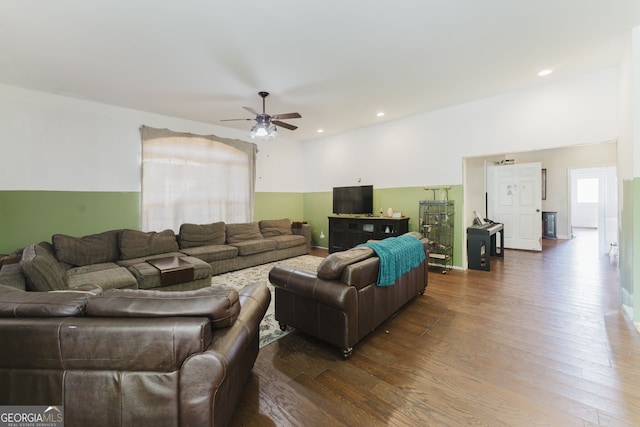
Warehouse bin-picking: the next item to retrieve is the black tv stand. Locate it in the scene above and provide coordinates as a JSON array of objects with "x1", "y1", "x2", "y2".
[{"x1": 328, "y1": 216, "x2": 410, "y2": 253}]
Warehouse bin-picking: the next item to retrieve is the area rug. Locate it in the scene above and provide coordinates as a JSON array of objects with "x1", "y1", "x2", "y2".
[{"x1": 210, "y1": 255, "x2": 324, "y2": 347}]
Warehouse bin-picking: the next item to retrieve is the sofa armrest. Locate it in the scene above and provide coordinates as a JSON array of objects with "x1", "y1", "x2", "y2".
[
  {"x1": 269, "y1": 265, "x2": 356, "y2": 311},
  {"x1": 0, "y1": 254, "x2": 20, "y2": 267},
  {"x1": 179, "y1": 282, "x2": 270, "y2": 426},
  {"x1": 20, "y1": 244, "x2": 69, "y2": 291},
  {"x1": 205, "y1": 282, "x2": 270, "y2": 357},
  {"x1": 292, "y1": 223, "x2": 312, "y2": 252}
]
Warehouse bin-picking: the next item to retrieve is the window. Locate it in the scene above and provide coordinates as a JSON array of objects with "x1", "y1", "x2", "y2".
[
  {"x1": 576, "y1": 178, "x2": 599, "y2": 203},
  {"x1": 140, "y1": 126, "x2": 257, "y2": 231}
]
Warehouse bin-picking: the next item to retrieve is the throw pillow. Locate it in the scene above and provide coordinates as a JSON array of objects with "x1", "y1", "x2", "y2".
[
  {"x1": 178, "y1": 221, "x2": 226, "y2": 248},
  {"x1": 259, "y1": 218, "x2": 293, "y2": 237},
  {"x1": 119, "y1": 229, "x2": 179, "y2": 260},
  {"x1": 52, "y1": 230, "x2": 120, "y2": 266}
]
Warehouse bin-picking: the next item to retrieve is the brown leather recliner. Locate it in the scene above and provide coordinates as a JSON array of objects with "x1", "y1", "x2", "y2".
[
  {"x1": 269, "y1": 236, "x2": 428, "y2": 358},
  {"x1": 0, "y1": 282, "x2": 270, "y2": 427}
]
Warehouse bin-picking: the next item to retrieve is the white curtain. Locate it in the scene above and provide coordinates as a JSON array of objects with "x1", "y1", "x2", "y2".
[{"x1": 140, "y1": 126, "x2": 257, "y2": 232}]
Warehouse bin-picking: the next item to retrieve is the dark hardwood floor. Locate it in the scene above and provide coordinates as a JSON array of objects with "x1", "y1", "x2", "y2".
[{"x1": 231, "y1": 229, "x2": 640, "y2": 426}]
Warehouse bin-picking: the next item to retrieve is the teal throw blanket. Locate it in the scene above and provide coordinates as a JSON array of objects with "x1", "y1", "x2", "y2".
[{"x1": 360, "y1": 235, "x2": 426, "y2": 286}]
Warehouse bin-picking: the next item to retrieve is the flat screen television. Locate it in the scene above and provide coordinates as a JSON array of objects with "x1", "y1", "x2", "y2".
[{"x1": 332, "y1": 185, "x2": 374, "y2": 215}]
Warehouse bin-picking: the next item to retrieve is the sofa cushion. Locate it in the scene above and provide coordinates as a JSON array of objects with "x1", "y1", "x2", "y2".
[
  {"x1": 20, "y1": 244, "x2": 68, "y2": 291},
  {"x1": 317, "y1": 246, "x2": 375, "y2": 280},
  {"x1": 86, "y1": 285, "x2": 241, "y2": 329},
  {"x1": 0, "y1": 284, "x2": 100, "y2": 317},
  {"x1": 179, "y1": 244, "x2": 238, "y2": 263},
  {"x1": 119, "y1": 229, "x2": 179, "y2": 260},
  {"x1": 179, "y1": 221, "x2": 226, "y2": 248},
  {"x1": 52, "y1": 230, "x2": 120, "y2": 266},
  {"x1": 268, "y1": 234, "x2": 307, "y2": 250},
  {"x1": 66, "y1": 262, "x2": 122, "y2": 275},
  {"x1": 226, "y1": 222, "x2": 263, "y2": 243},
  {"x1": 230, "y1": 239, "x2": 277, "y2": 256},
  {"x1": 66, "y1": 264, "x2": 138, "y2": 291},
  {"x1": 259, "y1": 218, "x2": 292, "y2": 238}
]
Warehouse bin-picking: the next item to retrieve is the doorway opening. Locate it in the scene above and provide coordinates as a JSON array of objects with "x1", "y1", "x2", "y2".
[
  {"x1": 568, "y1": 166, "x2": 618, "y2": 257},
  {"x1": 463, "y1": 141, "x2": 618, "y2": 270}
]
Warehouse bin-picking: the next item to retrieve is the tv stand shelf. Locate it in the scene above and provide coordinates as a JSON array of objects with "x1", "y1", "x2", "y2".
[{"x1": 328, "y1": 216, "x2": 409, "y2": 253}]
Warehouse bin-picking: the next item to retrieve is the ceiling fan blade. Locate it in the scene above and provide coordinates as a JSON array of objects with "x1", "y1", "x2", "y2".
[
  {"x1": 273, "y1": 120, "x2": 298, "y2": 131},
  {"x1": 272, "y1": 112, "x2": 301, "y2": 120},
  {"x1": 243, "y1": 106, "x2": 259, "y2": 115},
  {"x1": 221, "y1": 118, "x2": 253, "y2": 122}
]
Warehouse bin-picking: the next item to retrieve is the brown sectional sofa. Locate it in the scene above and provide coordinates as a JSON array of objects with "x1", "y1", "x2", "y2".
[
  {"x1": 269, "y1": 232, "x2": 428, "y2": 358},
  {"x1": 0, "y1": 280, "x2": 271, "y2": 427},
  {"x1": 0, "y1": 218, "x2": 310, "y2": 292}
]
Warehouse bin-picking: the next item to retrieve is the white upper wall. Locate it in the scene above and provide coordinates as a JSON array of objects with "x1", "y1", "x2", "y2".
[
  {"x1": 0, "y1": 67, "x2": 619, "y2": 194},
  {"x1": 615, "y1": 25, "x2": 640, "y2": 181},
  {"x1": 0, "y1": 83, "x2": 305, "y2": 192},
  {"x1": 303, "y1": 68, "x2": 618, "y2": 192}
]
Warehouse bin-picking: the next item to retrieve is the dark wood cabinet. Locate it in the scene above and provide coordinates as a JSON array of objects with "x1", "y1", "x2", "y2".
[
  {"x1": 542, "y1": 211, "x2": 557, "y2": 239},
  {"x1": 328, "y1": 216, "x2": 410, "y2": 253}
]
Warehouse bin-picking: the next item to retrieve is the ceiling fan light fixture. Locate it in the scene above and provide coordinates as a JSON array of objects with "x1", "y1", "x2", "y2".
[
  {"x1": 250, "y1": 122, "x2": 279, "y2": 139},
  {"x1": 255, "y1": 126, "x2": 269, "y2": 137}
]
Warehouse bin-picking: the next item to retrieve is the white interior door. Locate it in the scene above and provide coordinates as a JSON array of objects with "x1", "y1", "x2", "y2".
[{"x1": 488, "y1": 162, "x2": 542, "y2": 251}]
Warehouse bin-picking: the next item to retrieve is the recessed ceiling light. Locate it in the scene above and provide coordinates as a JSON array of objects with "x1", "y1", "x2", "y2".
[
  {"x1": 538, "y1": 69, "x2": 552, "y2": 77},
  {"x1": 376, "y1": 112, "x2": 385, "y2": 117},
  {"x1": 317, "y1": 129, "x2": 324, "y2": 133}
]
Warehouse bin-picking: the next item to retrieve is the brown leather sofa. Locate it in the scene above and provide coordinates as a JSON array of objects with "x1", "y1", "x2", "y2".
[
  {"x1": 269, "y1": 233, "x2": 428, "y2": 358},
  {"x1": 0, "y1": 281, "x2": 270, "y2": 427}
]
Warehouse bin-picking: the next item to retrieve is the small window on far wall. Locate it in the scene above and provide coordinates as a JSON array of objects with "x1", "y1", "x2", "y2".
[{"x1": 576, "y1": 178, "x2": 599, "y2": 203}]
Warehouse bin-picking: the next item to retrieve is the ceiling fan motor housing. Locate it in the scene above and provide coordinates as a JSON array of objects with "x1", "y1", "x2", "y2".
[{"x1": 255, "y1": 115, "x2": 270, "y2": 125}]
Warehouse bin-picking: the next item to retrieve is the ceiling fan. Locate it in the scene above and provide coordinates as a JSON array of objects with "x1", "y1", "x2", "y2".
[{"x1": 221, "y1": 91, "x2": 301, "y2": 139}]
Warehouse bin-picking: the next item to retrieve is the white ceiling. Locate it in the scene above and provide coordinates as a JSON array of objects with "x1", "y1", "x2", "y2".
[{"x1": 1, "y1": 0, "x2": 639, "y2": 142}]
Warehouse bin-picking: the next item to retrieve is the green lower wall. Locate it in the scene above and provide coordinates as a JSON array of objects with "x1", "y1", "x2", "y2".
[
  {"x1": 0, "y1": 191, "x2": 140, "y2": 254},
  {"x1": 253, "y1": 192, "x2": 304, "y2": 222},
  {"x1": 302, "y1": 186, "x2": 464, "y2": 267},
  {"x1": 620, "y1": 178, "x2": 640, "y2": 323},
  {"x1": 0, "y1": 187, "x2": 464, "y2": 267}
]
